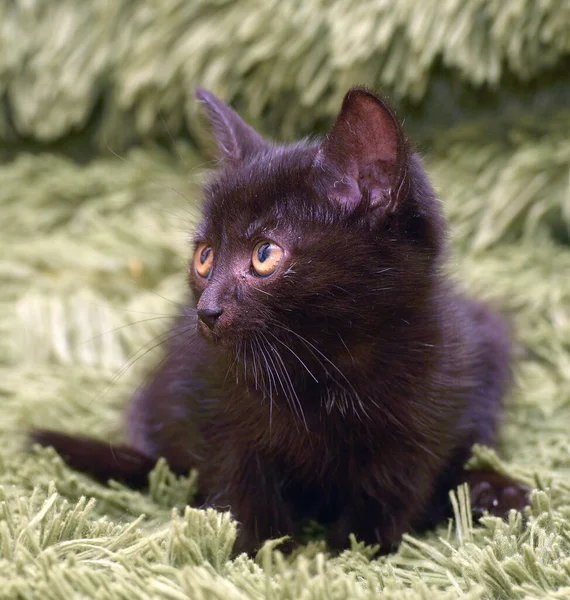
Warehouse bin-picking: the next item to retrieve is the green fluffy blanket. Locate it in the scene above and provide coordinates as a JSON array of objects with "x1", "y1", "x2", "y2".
[{"x1": 1, "y1": 1, "x2": 569, "y2": 598}]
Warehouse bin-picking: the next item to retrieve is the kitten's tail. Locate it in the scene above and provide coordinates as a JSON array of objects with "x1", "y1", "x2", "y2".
[{"x1": 31, "y1": 430, "x2": 157, "y2": 487}]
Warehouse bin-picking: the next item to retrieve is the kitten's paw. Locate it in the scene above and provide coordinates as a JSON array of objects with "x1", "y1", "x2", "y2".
[{"x1": 466, "y1": 470, "x2": 530, "y2": 520}]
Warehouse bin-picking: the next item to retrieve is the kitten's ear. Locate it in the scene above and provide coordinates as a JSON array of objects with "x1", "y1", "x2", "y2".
[
  {"x1": 196, "y1": 88, "x2": 266, "y2": 162},
  {"x1": 316, "y1": 88, "x2": 408, "y2": 211}
]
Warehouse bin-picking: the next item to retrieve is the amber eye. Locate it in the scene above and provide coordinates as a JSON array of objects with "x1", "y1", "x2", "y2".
[
  {"x1": 194, "y1": 243, "x2": 214, "y2": 278},
  {"x1": 251, "y1": 241, "x2": 283, "y2": 277}
]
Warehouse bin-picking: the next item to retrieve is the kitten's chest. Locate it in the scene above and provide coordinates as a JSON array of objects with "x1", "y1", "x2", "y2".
[{"x1": 234, "y1": 383, "x2": 375, "y2": 473}]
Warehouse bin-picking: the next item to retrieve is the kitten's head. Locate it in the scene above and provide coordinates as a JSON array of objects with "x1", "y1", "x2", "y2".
[{"x1": 190, "y1": 88, "x2": 446, "y2": 380}]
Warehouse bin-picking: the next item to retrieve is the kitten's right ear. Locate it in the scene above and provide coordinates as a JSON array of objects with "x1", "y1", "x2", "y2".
[
  {"x1": 315, "y1": 88, "x2": 408, "y2": 213},
  {"x1": 196, "y1": 89, "x2": 266, "y2": 162}
]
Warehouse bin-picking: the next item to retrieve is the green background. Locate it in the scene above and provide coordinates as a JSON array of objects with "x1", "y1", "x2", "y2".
[{"x1": 1, "y1": 1, "x2": 569, "y2": 598}]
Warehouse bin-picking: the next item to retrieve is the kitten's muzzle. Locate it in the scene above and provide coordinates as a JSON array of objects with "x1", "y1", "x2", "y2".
[{"x1": 197, "y1": 307, "x2": 224, "y2": 331}]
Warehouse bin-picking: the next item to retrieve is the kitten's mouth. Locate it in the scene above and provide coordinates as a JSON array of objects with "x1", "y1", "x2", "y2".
[
  {"x1": 198, "y1": 320, "x2": 216, "y2": 341},
  {"x1": 197, "y1": 319, "x2": 231, "y2": 347}
]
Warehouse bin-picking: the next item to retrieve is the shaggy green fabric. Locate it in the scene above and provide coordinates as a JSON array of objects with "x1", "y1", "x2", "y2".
[{"x1": 1, "y1": 1, "x2": 569, "y2": 598}]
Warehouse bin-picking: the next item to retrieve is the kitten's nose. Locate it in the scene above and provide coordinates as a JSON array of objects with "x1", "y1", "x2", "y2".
[{"x1": 198, "y1": 307, "x2": 223, "y2": 330}]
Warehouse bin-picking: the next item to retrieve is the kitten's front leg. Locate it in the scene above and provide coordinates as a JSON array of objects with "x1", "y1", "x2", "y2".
[
  {"x1": 207, "y1": 448, "x2": 296, "y2": 555},
  {"x1": 326, "y1": 491, "x2": 418, "y2": 553}
]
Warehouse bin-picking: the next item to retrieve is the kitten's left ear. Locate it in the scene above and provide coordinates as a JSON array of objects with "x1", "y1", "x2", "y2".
[
  {"x1": 196, "y1": 89, "x2": 266, "y2": 162},
  {"x1": 315, "y1": 88, "x2": 408, "y2": 212}
]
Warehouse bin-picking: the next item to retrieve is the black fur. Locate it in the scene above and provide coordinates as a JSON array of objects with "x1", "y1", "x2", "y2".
[{"x1": 33, "y1": 87, "x2": 529, "y2": 555}]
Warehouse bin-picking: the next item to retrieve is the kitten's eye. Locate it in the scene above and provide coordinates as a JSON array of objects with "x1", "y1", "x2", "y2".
[
  {"x1": 194, "y1": 243, "x2": 214, "y2": 278},
  {"x1": 252, "y1": 241, "x2": 283, "y2": 277}
]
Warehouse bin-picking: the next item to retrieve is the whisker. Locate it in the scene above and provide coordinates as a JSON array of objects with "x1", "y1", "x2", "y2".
[
  {"x1": 82, "y1": 315, "x2": 180, "y2": 345},
  {"x1": 165, "y1": 185, "x2": 201, "y2": 209},
  {"x1": 262, "y1": 332, "x2": 308, "y2": 433},
  {"x1": 145, "y1": 289, "x2": 189, "y2": 310},
  {"x1": 336, "y1": 331, "x2": 353, "y2": 364},
  {"x1": 254, "y1": 334, "x2": 277, "y2": 435},
  {"x1": 90, "y1": 318, "x2": 197, "y2": 408},
  {"x1": 87, "y1": 302, "x2": 191, "y2": 318},
  {"x1": 260, "y1": 332, "x2": 298, "y2": 431},
  {"x1": 266, "y1": 330, "x2": 319, "y2": 383},
  {"x1": 271, "y1": 323, "x2": 332, "y2": 378},
  {"x1": 257, "y1": 334, "x2": 276, "y2": 410},
  {"x1": 250, "y1": 285, "x2": 274, "y2": 297},
  {"x1": 239, "y1": 340, "x2": 247, "y2": 379},
  {"x1": 104, "y1": 140, "x2": 129, "y2": 163},
  {"x1": 271, "y1": 321, "x2": 370, "y2": 421},
  {"x1": 158, "y1": 110, "x2": 186, "y2": 166},
  {"x1": 224, "y1": 337, "x2": 243, "y2": 384},
  {"x1": 126, "y1": 324, "x2": 204, "y2": 429},
  {"x1": 273, "y1": 324, "x2": 343, "y2": 381},
  {"x1": 155, "y1": 206, "x2": 196, "y2": 225},
  {"x1": 249, "y1": 338, "x2": 259, "y2": 391}
]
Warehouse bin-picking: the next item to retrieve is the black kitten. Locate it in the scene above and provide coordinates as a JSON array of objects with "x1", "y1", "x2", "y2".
[{"x1": 33, "y1": 87, "x2": 529, "y2": 555}]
